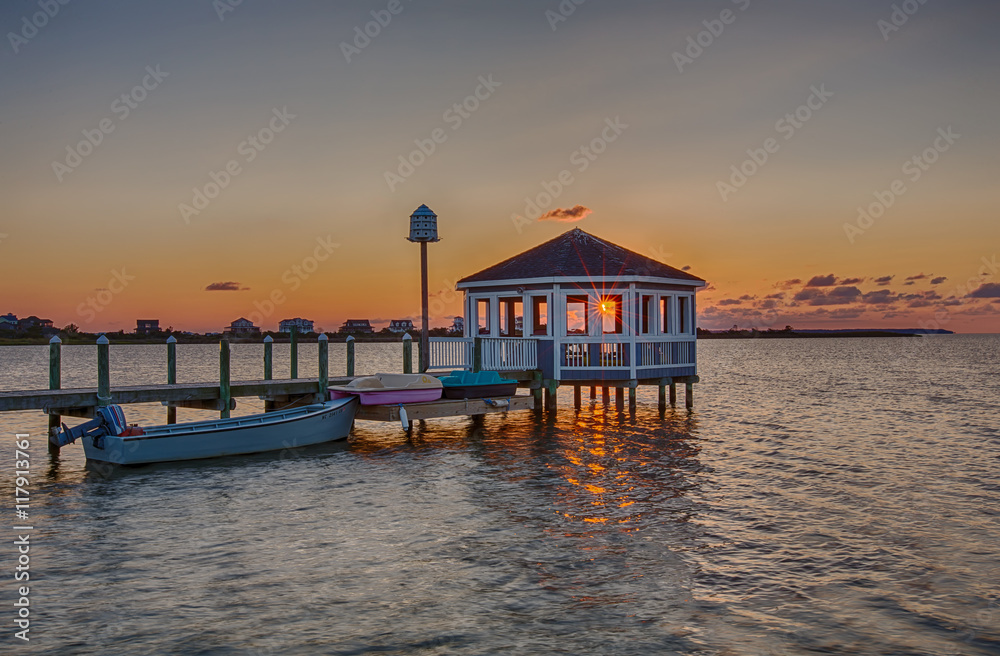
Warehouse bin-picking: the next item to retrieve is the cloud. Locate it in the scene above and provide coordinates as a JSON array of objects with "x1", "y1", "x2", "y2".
[
  {"x1": 205, "y1": 281, "x2": 248, "y2": 291},
  {"x1": 717, "y1": 299, "x2": 743, "y2": 306},
  {"x1": 906, "y1": 273, "x2": 930, "y2": 281},
  {"x1": 794, "y1": 286, "x2": 862, "y2": 306},
  {"x1": 538, "y1": 205, "x2": 592, "y2": 222},
  {"x1": 806, "y1": 274, "x2": 837, "y2": 287},
  {"x1": 838, "y1": 277, "x2": 865, "y2": 285},
  {"x1": 682, "y1": 265, "x2": 691, "y2": 271},
  {"x1": 775, "y1": 278, "x2": 802, "y2": 290},
  {"x1": 860, "y1": 290, "x2": 898, "y2": 305},
  {"x1": 874, "y1": 275, "x2": 894, "y2": 286},
  {"x1": 931, "y1": 276, "x2": 947, "y2": 285},
  {"x1": 968, "y1": 282, "x2": 1000, "y2": 298}
]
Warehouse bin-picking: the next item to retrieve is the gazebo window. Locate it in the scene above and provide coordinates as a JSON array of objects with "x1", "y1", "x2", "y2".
[
  {"x1": 678, "y1": 296, "x2": 691, "y2": 334},
  {"x1": 499, "y1": 297, "x2": 522, "y2": 337},
  {"x1": 661, "y1": 296, "x2": 672, "y2": 334},
  {"x1": 640, "y1": 295, "x2": 654, "y2": 334},
  {"x1": 476, "y1": 298, "x2": 491, "y2": 335},
  {"x1": 599, "y1": 295, "x2": 623, "y2": 334},
  {"x1": 531, "y1": 296, "x2": 548, "y2": 336},
  {"x1": 566, "y1": 295, "x2": 589, "y2": 335}
]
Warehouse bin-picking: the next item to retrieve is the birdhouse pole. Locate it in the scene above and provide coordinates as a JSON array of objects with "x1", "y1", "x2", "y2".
[
  {"x1": 407, "y1": 204, "x2": 439, "y2": 374},
  {"x1": 420, "y1": 240, "x2": 429, "y2": 372}
]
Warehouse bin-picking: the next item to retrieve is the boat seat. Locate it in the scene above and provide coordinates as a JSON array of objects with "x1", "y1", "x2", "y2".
[{"x1": 97, "y1": 405, "x2": 128, "y2": 436}]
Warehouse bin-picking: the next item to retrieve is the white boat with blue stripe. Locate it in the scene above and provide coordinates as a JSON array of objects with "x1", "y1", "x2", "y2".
[{"x1": 51, "y1": 398, "x2": 358, "y2": 465}]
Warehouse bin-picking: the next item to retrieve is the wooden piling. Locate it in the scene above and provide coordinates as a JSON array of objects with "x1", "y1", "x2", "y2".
[
  {"x1": 97, "y1": 335, "x2": 110, "y2": 408},
  {"x1": 346, "y1": 335, "x2": 356, "y2": 376},
  {"x1": 473, "y1": 337, "x2": 483, "y2": 373},
  {"x1": 628, "y1": 384, "x2": 636, "y2": 413},
  {"x1": 544, "y1": 379, "x2": 558, "y2": 412},
  {"x1": 602, "y1": 386, "x2": 610, "y2": 406},
  {"x1": 166, "y1": 336, "x2": 177, "y2": 424},
  {"x1": 220, "y1": 338, "x2": 231, "y2": 419},
  {"x1": 573, "y1": 385, "x2": 581, "y2": 409},
  {"x1": 615, "y1": 386, "x2": 624, "y2": 412},
  {"x1": 685, "y1": 382, "x2": 694, "y2": 409},
  {"x1": 669, "y1": 383, "x2": 677, "y2": 406},
  {"x1": 402, "y1": 333, "x2": 412, "y2": 374},
  {"x1": 263, "y1": 335, "x2": 273, "y2": 380},
  {"x1": 590, "y1": 385, "x2": 596, "y2": 400},
  {"x1": 657, "y1": 378, "x2": 667, "y2": 412},
  {"x1": 48, "y1": 336, "x2": 61, "y2": 454},
  {"x1": 318, "y1": 334, "x2": 329, "y2": 398},
  {"x1": 290, "y1": 326, "x2": 298, "y2": 379},
  {"x1": 532, "y1": 370, "x2": 543, "y2": 412}
]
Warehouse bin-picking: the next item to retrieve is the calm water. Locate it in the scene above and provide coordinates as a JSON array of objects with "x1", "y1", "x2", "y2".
[{"x1": 1, "y1": 336, "x2": 998, "y2": 655}]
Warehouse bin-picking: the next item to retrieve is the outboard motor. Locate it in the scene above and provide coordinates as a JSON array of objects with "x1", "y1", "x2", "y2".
[{"x1": 51, "y1": 405, "x2": 128, "y2": 449}]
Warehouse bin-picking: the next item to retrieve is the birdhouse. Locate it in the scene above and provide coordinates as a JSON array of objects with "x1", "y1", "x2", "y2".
[{"x1": 407, "y1": 204, "x2": 439, "y2": 242}]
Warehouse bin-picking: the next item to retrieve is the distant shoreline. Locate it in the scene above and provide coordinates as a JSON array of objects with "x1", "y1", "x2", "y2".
[
  {"x1": 0, "y1": 329, "x2": 957, "y2": 346},
  {"x1": 0, "y1": 334, "x2": 423, "y2": 346},
  {"x1": 697, "y1": 329, "x2": 945, "y2": 339}
]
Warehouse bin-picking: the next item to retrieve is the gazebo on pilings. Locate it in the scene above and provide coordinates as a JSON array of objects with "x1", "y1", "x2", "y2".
[{"x1": 428, "y1": 227, "x2": 706, "y2": 411}]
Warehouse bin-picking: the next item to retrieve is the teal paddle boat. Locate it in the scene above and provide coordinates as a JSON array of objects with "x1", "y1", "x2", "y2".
[{"x1": 440, "y1": 370, "x2": 518, "y2": 400}]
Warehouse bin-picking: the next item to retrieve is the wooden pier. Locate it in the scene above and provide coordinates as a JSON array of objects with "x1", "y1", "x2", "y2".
[{"x1": 1, "y1": 330, "x2": 701, "y2": 457}]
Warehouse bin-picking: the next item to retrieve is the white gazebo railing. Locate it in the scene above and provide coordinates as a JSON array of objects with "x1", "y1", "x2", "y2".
[
  {"x1": 636, "y1": 337, "x2": 696, "y2": 369},
  {"x1": 481, "y1": 338, "x2": 537, "y2": 371},
  {"x1": 428, "y1": 337, "x2": 538, "y2": 372},
  {"x1": 430, "y1": 335, "x2": 693, "y2": 375},
  {"x1": 559, "y1": 336, "x2": 696, "y2": 376},
  {"x1": 426, "y1": 338, "x2": 474, "y2": 371}
]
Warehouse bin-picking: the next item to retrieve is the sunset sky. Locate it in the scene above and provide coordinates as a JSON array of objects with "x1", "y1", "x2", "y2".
[{"x1": 2, "y1": 0, "x2": 998, "y2": 333}]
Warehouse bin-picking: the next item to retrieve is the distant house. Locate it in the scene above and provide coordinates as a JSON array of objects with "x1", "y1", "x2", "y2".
[
  {"x1": 136, "y1": 319, "x2": 160, "y2": 335},
  {"x1": 18, "y1": 316, "x2": 54, "y2": 331},
  {"x1": 339, "y1": 319, "x2": 374, "y2": 334},
  {"x1": 388, "y1": 319, "x2": 414, "y2": 333},
  {"x1": 225, "y1": 317, "x2": 260, "y2": 336},
  {"x1": 450, "y1": 316, "x2": 465, "y2": 335},
  {"x1": 279, "y1": 317, "x2": 314, "y2": 333},
  {"x1": 0, "y1": 313, "x2": 17, "y2": 331}
]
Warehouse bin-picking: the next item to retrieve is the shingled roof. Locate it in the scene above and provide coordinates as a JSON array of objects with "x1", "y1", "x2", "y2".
[{"x1": 457, "y1": 228, "x2": 704, "y2": 285}]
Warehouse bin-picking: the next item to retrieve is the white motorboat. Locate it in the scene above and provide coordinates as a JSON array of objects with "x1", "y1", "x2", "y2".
[{"x1": 51, "y1": 397, "x2": 358, "y2": 465}]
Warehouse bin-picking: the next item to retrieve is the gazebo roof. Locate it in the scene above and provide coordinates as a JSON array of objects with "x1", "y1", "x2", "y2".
[{"x1": 457, "y1": 228, "x2": 704, "y2": 286}]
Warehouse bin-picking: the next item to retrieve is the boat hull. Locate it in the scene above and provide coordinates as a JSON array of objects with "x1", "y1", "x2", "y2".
[
  {"x1": 442, "y1": 383, "x2": 518, "y2": 399},
  {"x1": 331, "y1": 389, "x2": 442, "y2": 405},
  {"x1": 81, "y1": 398, "x2": 358, "y2": 465}
]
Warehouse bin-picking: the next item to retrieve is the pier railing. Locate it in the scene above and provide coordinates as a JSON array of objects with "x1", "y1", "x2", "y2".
[
  {"x1": 428, "y1": 337, "x2": 538, "y2": 372},
  {"x1": 559, "y1": 335, "x2": 696, "y2": 377},
  {"x1": 427, "y1": 338, "x2": 475, "y2": 371}
]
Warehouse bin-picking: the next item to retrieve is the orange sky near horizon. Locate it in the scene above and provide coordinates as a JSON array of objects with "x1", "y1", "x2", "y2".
[{"x1": 2, "y1": 1, "x2": 998, "y2": 334}]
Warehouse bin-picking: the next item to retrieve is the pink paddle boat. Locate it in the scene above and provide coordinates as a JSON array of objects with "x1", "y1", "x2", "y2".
[{"x1": 330, "y1": 373, "x2": 443, "y2": 406}]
